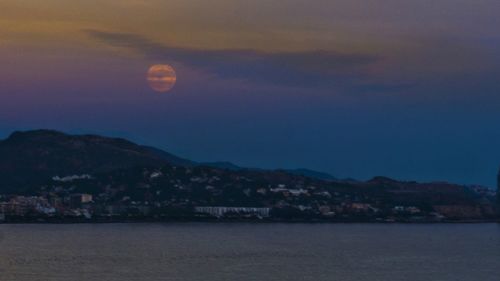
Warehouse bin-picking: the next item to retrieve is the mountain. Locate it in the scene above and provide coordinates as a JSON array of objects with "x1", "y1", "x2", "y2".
[
  {"x1": 141, "y1": 145, "x2": 196, "y2": 167},
  {"x1": 0, "y1": 130, "x2": 169, "y2": 190},
  {"x1": 146, "y1": 143, "x2": 341, "y2": 181},
  {"x1": 0, "y1": 130, "x2": 339, "y2": 191},
  {"x1": 283, "y1": 169, "x2": 338, "y2": 181},
  {"x1": 0, "y1": 130, "x2": 497, "y2": 221},
  {"x1": 200, "y1": 161, "x2": 243, "y2": 171}
]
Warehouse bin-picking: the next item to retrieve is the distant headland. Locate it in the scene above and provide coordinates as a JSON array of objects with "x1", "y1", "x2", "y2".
[{"x1": 0, "y1": 130, "x2": 498, "y2": 223}]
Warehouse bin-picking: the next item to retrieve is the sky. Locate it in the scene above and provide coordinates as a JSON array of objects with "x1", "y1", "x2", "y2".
[{"x1": 1, "y1": 0, "x2": 500, "y2": 187}]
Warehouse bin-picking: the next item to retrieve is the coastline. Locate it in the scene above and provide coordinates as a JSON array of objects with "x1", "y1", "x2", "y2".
[{"x1": 1, "y1": 217, "x2": 498, "y2": 225}]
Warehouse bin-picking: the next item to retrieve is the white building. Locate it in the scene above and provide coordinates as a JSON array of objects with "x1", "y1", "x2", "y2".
[{"x1": 195, "y1": 206, "x2": 270, "y2": 218}]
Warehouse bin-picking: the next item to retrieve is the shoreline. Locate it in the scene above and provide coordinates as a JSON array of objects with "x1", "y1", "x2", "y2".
[{"x1": 1, "y1": 218, "x2": 498, "y2": 225}]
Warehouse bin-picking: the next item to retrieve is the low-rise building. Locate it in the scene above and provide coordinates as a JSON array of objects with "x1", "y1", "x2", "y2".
[{"x1": 195, "y1": 206, "x2": 270, "y2": 218}]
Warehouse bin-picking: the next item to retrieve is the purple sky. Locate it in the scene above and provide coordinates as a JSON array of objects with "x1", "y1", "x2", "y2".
[{"x1": 1, "y1": 1, "x2": 500, "y2": 187}]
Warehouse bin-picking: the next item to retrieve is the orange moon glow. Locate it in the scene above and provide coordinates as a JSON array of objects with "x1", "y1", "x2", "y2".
[{"x1": 147, "y1": 64, "x2": 177, "y2": 92}]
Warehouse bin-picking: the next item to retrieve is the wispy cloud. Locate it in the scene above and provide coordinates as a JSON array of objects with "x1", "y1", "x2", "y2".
[{"x1": 84, "y1": 29, "x2": 382, "y2": 89}]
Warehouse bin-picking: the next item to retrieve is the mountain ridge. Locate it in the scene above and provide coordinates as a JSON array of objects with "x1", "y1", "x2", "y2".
[
  {"x1": 0, "y1": 129, "x2": 491, "y2": 191},
  {"x1": 0, "y1": 129, "x2": 497, "y2": 222},
  {"x1": 0, "y1": 129, "x2": 341, "y2": 191}
]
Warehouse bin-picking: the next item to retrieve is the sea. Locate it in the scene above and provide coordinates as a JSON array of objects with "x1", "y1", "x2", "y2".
[{"x1": 0, "y1": 223, "x2": 499, "y2": 281}]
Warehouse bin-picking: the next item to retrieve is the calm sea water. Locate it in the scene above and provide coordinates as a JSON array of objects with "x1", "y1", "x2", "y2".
[{"x1": 0, "y1": 223, "x2": 499, "y2": 281}]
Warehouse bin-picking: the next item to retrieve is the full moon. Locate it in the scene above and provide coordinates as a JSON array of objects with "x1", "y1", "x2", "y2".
[{"x1": 147, "y1": 64, "x2": 177, "y2": 92}]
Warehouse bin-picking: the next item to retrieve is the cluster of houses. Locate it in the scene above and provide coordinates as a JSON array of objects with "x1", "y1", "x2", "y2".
[{"x1": 0, "y1": 168, "x2": 497, "y2": 222}]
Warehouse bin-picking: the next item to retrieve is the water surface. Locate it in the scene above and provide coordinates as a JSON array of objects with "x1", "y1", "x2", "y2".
[{"x1": 0, "y1": 223, "x2": 499, "y2": 281}]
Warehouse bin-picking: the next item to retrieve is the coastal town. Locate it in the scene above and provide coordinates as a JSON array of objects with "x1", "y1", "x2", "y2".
[
  {"x1": 0, "y1": 130, "x2": 498, "y2": 223},
  {"x1": 1, "y1": 165, "x2": 498, "y2": 223}
]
